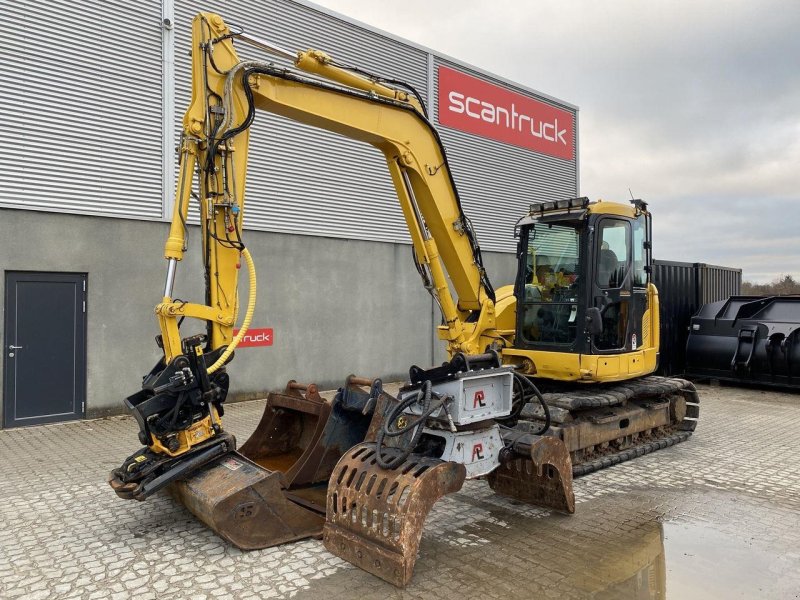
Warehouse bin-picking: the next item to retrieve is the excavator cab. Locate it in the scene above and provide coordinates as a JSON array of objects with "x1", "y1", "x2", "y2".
[
  {"x1": 508, "y1": 197, "x2": 698, "y2": 484},
  {"x1": 514, "y1": 197, "x2": 654, "y2": 366}
]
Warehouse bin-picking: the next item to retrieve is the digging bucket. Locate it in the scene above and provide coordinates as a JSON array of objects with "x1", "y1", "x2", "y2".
[{"x1": 170, "y1": 377, "x2": 385, "y2": 549}]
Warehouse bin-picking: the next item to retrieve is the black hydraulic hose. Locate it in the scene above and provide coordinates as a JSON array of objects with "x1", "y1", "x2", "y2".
[
  {"x1": 375, "y1": 381, "x2": 443, "y2": 469},
  {"x1": 513, "y1": 372, "x2": 551, "y2": 435}
]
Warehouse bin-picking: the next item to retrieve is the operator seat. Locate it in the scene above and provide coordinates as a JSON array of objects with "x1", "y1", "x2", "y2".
[{"x1": 598, "y1": 248, "x2": 619, "y2": 288}]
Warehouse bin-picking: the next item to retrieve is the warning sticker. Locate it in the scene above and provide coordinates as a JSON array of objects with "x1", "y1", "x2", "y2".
[
  {"x1": 221, "y1": 458, "x2": 243, "y2": 471},
  {"x1": 632, "y1": 334, "x2": 638, "y2": 350}
]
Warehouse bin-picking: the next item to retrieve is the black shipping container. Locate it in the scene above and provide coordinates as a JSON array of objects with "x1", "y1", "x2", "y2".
[{"x1": 652, "y1": 261, "x2": 742, "y2": 375}]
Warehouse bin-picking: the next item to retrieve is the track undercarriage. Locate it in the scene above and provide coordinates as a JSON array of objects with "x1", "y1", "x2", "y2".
[{"x1": 519, "y1": 376, "x2": 700, "y2": 477}]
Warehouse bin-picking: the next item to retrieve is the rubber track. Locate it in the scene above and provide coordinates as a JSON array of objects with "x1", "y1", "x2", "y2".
[
  {"x1": 542, "y1": 375, "x2": 700, "y2": 411},
  {"x1": 569, "y1": 376, "x2": 700, "y2": 478},
  {"x1": 572, "y1": 430, "x2": 692, "y2": 477}
]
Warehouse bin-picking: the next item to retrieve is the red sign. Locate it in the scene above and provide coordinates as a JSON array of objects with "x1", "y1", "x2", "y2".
[
  {"x1": 473, "y1": 390, "x2": 486, "y2": 408},
  {"x1": 233, "y1": 328, "x2": 274, "y2": 348},
  {"x1": 437, "y1": 66, "x2": 574, "y2": 160}
]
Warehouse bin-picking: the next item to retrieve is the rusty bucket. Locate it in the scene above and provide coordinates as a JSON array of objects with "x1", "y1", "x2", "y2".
[{"x1": 170, "y1": 377, "x2": 385, "y2": 549}]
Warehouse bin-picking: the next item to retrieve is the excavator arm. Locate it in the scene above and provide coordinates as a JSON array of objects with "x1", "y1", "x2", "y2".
[
  {"x1": 110, "y1": 10, "x2": 509, "y2": 503},
  {"x1": 160, "y1": 13, "x2": 503, "y2": 365}
]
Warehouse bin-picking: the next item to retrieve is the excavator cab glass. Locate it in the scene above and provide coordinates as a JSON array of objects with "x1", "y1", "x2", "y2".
[
  {"x1": 514, "y1": 202, "x2": 653, "y2": 356},
  {"x1": 517, "y1": 222, "x2": 582, "y2": 346},
  {"x1": 591, "y1": 213, "x2": 651, "y2": 353}
]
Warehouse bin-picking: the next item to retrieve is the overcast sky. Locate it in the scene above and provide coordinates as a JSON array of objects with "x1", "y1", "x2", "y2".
[{"x1": 311, "y1": 0, "x2": 799, "y2": 283}]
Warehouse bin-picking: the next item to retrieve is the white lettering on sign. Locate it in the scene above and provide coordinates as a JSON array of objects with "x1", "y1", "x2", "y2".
[
  {"x1": 438, "y1": 66, "x2": 574, "y2": 160},
  {"x1": 232, "y1": 327, "x2": 274, "y2": 348},
  {"x1": 447, "y1": 92, "x2": 567, "y2": 145}
]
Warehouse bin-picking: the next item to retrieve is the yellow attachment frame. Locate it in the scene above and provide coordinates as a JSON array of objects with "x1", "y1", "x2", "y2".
[{"x1": 147, "y1": 407, "x2": 221, "y2": 458}]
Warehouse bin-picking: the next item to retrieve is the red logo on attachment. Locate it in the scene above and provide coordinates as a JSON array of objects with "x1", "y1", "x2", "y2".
[
  {"x1": 232, "y1": 328, "x2": 274, "y2": 348},
  {"x1": 472, "y1": 443, "x2": 485, "y2": 461},
  {"x1": 473, "y1": 390, "x2": 486, "y2": 408},
  {"x1": 437, "y1": 66, "x2": 575, "y2": 160}
]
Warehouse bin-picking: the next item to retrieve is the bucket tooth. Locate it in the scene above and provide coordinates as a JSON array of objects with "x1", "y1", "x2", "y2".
[
  {"x1": 487, "y1": 433, "x2": 575, "y2": 514},
  {"x1": 323, "y1": 443, "x2": 467, "y2": 587}
]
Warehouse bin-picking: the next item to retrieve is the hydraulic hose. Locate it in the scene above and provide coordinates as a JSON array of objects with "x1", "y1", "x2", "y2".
[
  {"x1": 207, "y1": 247, "x2": 256, "y2": 374},
  {"x1": 513, "y1": 372, "x2": 551, "y2": 435},
  {"x1": 376, "y1": 381, "x2": 445, "y2": 470}
]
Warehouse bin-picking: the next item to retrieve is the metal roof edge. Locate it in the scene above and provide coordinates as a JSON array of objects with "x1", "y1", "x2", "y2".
[{"x1": 285, "y1": 0, "x2": 580, "y2": 112}]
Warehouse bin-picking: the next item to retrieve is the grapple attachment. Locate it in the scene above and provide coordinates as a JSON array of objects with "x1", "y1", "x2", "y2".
[
  {"x1": 170, "y1": 377, "x2": 384, "y2": 549},
  {"x1": 321, "y1": 356, "x2": 578, "y2": 587},
  {"x1": 323, "y1": 443, "x2": 466, "y2": 587}
]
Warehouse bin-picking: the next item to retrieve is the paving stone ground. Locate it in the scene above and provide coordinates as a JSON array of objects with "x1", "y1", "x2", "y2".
[{"x1": 1, "y1": 383, "x2": 799, "y2": 599}]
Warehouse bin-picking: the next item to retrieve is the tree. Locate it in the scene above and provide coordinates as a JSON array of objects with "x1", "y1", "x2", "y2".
[{"x1": 741, "y1": 274, "x2": 800, "y2": 296}]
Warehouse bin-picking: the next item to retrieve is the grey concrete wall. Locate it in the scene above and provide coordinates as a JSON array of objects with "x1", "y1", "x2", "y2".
[{"x1": 0, "y1": 209, "x2": 518, "y2": 422}]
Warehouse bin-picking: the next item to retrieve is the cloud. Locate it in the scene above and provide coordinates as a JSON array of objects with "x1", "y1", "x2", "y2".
[{"x1": 311, "y1": 0, "x2": 800, "y2": 283}]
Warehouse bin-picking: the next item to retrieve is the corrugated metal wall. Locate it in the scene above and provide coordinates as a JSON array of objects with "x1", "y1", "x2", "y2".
[
  {"x1": 6, "y1": 0, "x2": 577, "y2": 253},
  {"x1": 696, "y1": 263, "x2": 743, "y2": 305},
  {"x1": 174, "y1": 0, "x2": 427, "y2": 243},
  {"x1": 4, "y1": 1, "x2": 164, "y2": 219},
  {"x1": 653, "y1": 260, "x2": 742, "y2": 375}
]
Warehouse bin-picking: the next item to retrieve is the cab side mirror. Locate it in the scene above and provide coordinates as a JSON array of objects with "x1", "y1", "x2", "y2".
[{"x1": 586, "y1": 307, "x2": 603, "y2": 336}]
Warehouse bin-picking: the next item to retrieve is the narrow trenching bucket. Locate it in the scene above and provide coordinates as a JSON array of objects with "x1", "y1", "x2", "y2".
[{"x1": 169, "y1": 377, "x2": 386, "y2": 549}]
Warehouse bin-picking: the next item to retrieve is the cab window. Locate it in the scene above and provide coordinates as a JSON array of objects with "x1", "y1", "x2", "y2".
[
  {"x1": 518, "y1": 223, "x2": 580, "y2": 345},
  {"x1": 632, "y1": 215, "x2": 647, "y2": 287},
  {"x1": 596, "y1": 220, "x2": 629, "y2": 288}
]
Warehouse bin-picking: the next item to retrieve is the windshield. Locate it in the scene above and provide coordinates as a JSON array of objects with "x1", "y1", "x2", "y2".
[
  {"x1": 519, "y1": 223, "x2": 581, "y2": 345},
  {"x1": 525, "y1": 223, "x2": 580, "y2": 289}
]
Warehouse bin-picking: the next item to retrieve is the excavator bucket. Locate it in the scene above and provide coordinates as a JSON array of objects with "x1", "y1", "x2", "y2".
[
  {"x1": 169, "y1": 451, "x2": 325, "y2": 549},
  {"x1": 321, "y1": 434, "x2": 574, "y2": 587},
  {"x1": 323, "y1": 443, "x2": 467, "y2": 587},
  {"x1": 170, "y1": 377, "x2": 385, "y2": 549},
  {"x1": 321, "y1": 375, "x2": 576, "y2": 587},
  {"x1": 487, "y1": 431, "x2": 575, "y2": 514}
]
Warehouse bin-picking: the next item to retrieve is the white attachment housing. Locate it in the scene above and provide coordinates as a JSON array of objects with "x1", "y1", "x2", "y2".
[
  {"x1": 421, "y1": 425, "x2": 503, "y2": 478},
  {"x1": 401, "y1": 367, "x2": 514, "y2": 426}
]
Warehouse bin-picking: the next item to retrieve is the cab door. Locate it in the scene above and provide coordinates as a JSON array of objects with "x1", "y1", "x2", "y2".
[{"x1": 592, "y1": 218, "x2": 634, "y2": 352}]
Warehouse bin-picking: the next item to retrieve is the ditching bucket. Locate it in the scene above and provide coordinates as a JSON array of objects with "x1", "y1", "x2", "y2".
[{"x1": 170, "y1": 377, "x2": 385, "y2": 549}]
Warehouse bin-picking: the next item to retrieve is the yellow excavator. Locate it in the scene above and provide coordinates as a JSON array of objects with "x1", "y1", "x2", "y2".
[{"x1": 110, "y1": 13, "x2": 699, "y2": 587}]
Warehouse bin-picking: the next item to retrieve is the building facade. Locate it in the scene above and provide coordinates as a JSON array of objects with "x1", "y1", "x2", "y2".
[{"x1": 2, "y1": 0, "x2": 578, "y2": 427}]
